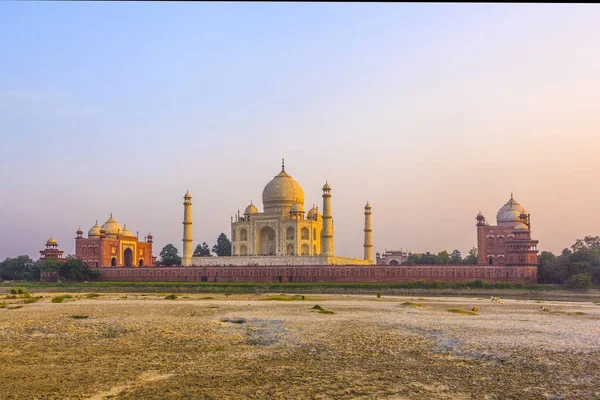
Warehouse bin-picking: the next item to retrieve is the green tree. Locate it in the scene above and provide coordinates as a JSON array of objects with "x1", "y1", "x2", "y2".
[
  {"x1": 0, "y1": 256, "x2": 37, "y2": 281},
  {"x1": 435, "y1": 251, "x2": 450, "y2": 265},
  {"x1": 58, "y1": 259, "x2": 100, "y2": 281},
  {"x1": 571, "y1": 236, "x2": 600, "y2": 252},
  {"x1": 450, "y1": 250, "x2": 462, "y2": 264},
  {"x1": 212, "y1": 233, "x2": 232, "y2": 256},
  {"x1": 537, "y1": 251, "x2": 557, "y2": 284},
  {"x1": 160, "y1": 244, "x2": 181, "y2": 266},
  {"x1": 462, "y1": 248, "x2": 478, "y2": 265},
  {"x1": 193, "y1": 242, "x2": 212, "y2": 257},
  {"x1": 566, "y1": 273, "x2": 594, "y2": 290}
]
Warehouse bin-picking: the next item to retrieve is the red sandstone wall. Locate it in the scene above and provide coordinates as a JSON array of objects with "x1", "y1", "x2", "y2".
[{"x1": 95, "y1": 265, "x2": 537, "y2": 285}]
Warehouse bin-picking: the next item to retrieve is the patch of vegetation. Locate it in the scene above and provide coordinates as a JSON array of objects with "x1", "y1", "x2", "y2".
[
  {"x1": 260, "y1": 294, "x2": 305, "y2": 301},
  {"x1": 448, "y1": 308, "x2": 478, "y2": 315},
  {"x1": 165, "y1": 294, "x2": 177, "y2": 300},
  {"x1": 23, "y1": 296, "x2": 42, "y2": 304},
  {"x1": 198, "y1": 296, "x2": 214, "y2": 300},
  {"x1": 70, "y1": 315, "x2": 91, "y2": 319},
  {"x1": 10, "y1": 289, "x2": 18, "y2": 294},
  {"x1": 399, "y1": 302, "x2": 425, "y2": 307},
  {"x1": 7, "y1": 305, "x2": 23, "y2": 310},
  {"x1": 219, "y1": 316, "x2": 246, "y2": 324},
  {"x1": 5, "y1": 295, "x2": 17, "y2": 299},
  {"x1": 85, "y1": 293, "x2": 101, "y2": 298},
  {"x1": 377, "y1": 291, "x2": 382, "y2": 298},
  {"x1": 51, "y1": 295, "x2": 73, "y2": 303},
  {"x1": 311, "y1": 305, "x2": 334, "y2": 314}
]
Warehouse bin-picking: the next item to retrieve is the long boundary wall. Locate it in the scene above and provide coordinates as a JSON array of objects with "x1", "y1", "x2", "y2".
[{"x1": 94, "y1": 264, "x2": 537, "y2": 284}]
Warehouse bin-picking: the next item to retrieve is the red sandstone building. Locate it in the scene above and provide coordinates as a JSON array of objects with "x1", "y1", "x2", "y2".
[
  {"x1": 39, "y1": 237, "x2": 65, "y2": 261},
  {"x1": 74, "y1": 215, "x2": 154, "y2": 268}
]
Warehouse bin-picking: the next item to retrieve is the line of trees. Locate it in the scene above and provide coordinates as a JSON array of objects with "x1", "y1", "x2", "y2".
[
  {"x1": 0, "y1": 256, "x2": 99, "y2": 282},
  {"x1": 159, "y1": 233, "x2": 232, "y2": 266},
  {"x1": 538, "y1": 236, "x2": 600, "y2": 289},
  {"x1": 402, "y1": 248, "x2": 478, "y2": 265}
]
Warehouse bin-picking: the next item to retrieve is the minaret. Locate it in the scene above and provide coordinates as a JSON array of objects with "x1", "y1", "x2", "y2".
[
  {"x1": 182, "y1": 191, "x2": 193, "y2": 266},
  {"x1": 321, "y1": 181, "x2": 334, "y2": 256},
  {"x1": 363, "y1": 201, "x2": 373, "y2": 263},
  {"x1": 476, "y1": 210, "x2": 486, "y2": 265}
]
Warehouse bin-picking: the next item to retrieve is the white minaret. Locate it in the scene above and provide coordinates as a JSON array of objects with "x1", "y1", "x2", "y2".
[
  {"x1": 321, "y1": 181, "x2": 334, "y2": 256},
  {"x1": 363, "y1": 201, "x2": 373, "y2": 263},
  {"x1": 182, "y1": 191, "x2": 193, "y2": 266}
]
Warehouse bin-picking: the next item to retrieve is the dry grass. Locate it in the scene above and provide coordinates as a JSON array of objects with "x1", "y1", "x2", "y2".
[
  {"x1": 0, "y1": 292, "x2": 599, "y2": 399},
  {"x1": 447, "y1": 308, "x2": 478, "y2": 315}
]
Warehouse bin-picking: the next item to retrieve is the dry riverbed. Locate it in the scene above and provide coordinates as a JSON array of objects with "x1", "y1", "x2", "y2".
[{"x1": 1, "y1": 292, "x2": 599, "y2": 399}]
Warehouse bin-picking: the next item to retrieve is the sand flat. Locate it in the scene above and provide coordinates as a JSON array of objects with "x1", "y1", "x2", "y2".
[{"x1": 1, "y1": 293, "x2": 599, "y2": 399}]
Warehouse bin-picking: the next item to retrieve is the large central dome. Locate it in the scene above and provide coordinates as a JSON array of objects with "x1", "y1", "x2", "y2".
[
  {"x1": 496, "y1": 194, "x2": 527, "y2": 226},
  {"x1": 262, "y1": 168, "x2": 305, "y2": 215}
]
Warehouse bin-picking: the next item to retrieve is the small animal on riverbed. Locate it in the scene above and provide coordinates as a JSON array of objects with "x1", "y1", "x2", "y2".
[
  {"x1": 540, "y1": 306, "x2": 550, "y2": 312},
  {"x1": 472, "y1": 307, "x2": 479, "y2": 312},
  {"x1": 491, "y1": 296, "x2": 502, "y2": 303}
]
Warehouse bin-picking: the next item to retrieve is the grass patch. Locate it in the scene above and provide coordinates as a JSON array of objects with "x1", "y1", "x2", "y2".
[
  {"x1": 399, "y1": 302, "x2": 425, "y2": 308},
  {"x1": 198, "y1": 296, "x2": 214, "y2": 300},
  {"x1": 7, "y1": 305, "x2": 23, "y2": 310},
  {"x1": 85, "y1": 293, "x2": 101, "y2": 298},
  {"x1": 311, "y1": 304, "x2": 334, "y2": 314},
  {"x1": 219, "y1": 316, "x2": 246, "y2": 324},
  {"x1": 165, "y1": 294, "x2": 177, "y2": 300},
  {"x1": 260, "y1": 294, "x2": 305, "y2": 301},
  {"x1": 70, "y1": 315, "x2": 91, "y2": 319},
  {"x1": 23, "y1": 296, "x2": 42, "y2": 304},
  {"x1": 593, "y1": 302, "x2": 600, "y2": 305},
  {"x1": 448, "y1": 308, "x2": 478, "y2": 316},
  {"x1": 51, "y1": 295, "x2": 73, "y2": 303}
]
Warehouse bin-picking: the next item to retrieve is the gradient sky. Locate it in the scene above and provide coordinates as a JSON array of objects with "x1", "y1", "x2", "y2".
[{"x1": 1, "y1": 3, "x2": 599, "y2": 261}]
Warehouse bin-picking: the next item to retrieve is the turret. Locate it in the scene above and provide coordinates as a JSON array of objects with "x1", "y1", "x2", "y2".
[
  {"x1": 476, "y1": 210, "x2": 487, "y2": 265},
  {"x1": 363, "y1": 201, "x2": 373, "y2": 263},
  {"x1": 321, "y1": 181, "x2": 334, "y2": 256},
  {"x1": 182, "y1": 191, "x2": 193, "y2": 266}
]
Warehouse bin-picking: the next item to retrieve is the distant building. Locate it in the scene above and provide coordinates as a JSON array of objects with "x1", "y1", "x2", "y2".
[
  {"x1": 376, "y1": 249, "x2": 412, "y2": 265},
  {"x1": 74, "y1": 215, "x2": 154, "y2": 268},
  {"x1": 476, "y1": 194, "x2": 539, "y2": 267},
  {"x1": 39, "y1": 237, "x2": 65, "y2": 261}
]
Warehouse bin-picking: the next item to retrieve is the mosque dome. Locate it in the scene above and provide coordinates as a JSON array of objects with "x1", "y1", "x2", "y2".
[
  {"x1": 88, "y1": 222, "x2": 101, "y2": 238},
  {"x1": 46, "y1": 237, "x2": 58, "y2": 246},
  {"x1": 514, "y1": 222, "x2": 529, "y2": 231},
  {"x1": 262, "y1": 166, "x2": 304, "y2": 214},
  {"x1": 121, "y1": 224, "x2": 133, "y2": 237},
  {"x1": 496, "y1": 194, "x2": 527, "y2": 226},
  {"x1": 101, "y1": 215, "x2": 123, "y2": 236},
  {"x1": 244, "y1": 202, "x2": 258, "y2": 215},
  {"x1": 307, "y1": 205, "x2": 318, "y2": 219}
]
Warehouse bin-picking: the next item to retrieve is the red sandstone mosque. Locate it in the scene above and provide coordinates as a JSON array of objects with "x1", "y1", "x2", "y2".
[{"x1": 73, "y1": 215, "x2": 155, "y2": 268}]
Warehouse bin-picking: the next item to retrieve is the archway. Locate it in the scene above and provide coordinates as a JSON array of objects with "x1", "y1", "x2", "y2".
[
  {"x1": 301, "y1": 244, "x2": 309, "y2": 255},
  {"x1": 111, "y1": 257, "x2": 117, "y2": 267},
  {"x1": 124, "y1": 248, "x2": 133, "y2": 267},
  {"x1": 488, "y1": 257, "x2": 494, "y2": 265},
  {"x1": 301, "y1": 227, "x2": 309, "y2": 240},
  {"x1": 286, "y1": 227, "x2": 294, "y2": 240},
  {"x1": 389, "y1": 259, "x2": 400, "y2": 266},
  {"x1": 287, "y1": 243, "x2": 294, "y2": 255},
  {"x1": 240, "y1": 229, "x2": 248, "y2": 241},
  {"x1": 258, "y1": 226, "x2": 276, "y2": 255},
  {"x1": 240, "y1": 245, "x2": 248, "y2": 255},
  {"x1": 139, "y1": 259, "x2": 144, "y2": 267}
]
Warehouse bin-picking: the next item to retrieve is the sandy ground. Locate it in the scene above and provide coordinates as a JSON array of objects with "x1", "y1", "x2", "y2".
[{"x1": 0, "y1": 292, "x2": 599, "y2": 400}]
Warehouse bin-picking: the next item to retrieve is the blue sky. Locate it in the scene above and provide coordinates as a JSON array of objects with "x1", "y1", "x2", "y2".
[{"x1": 1, "y1": 3, "x2": 599, "y2": 260}]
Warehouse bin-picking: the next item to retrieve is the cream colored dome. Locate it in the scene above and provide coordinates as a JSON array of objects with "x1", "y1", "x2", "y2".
[
  {"x1": 262, "y1": 168, "x2": 304, "y2": 214},
  {"x1": 101, "y1": 215, "x2": 123, "y2": 236},
  {"x1": 244, "y1": 202, "x2": 258, "y2": 215},
  {"x1": 121, "y1": 224, "x2": 133, "y2": 237},
  {"x1": 307, "y1": 205, "x2": 318, "y2": 219},
  {"x1": 496, "y1": 194, "x2": 527, "y2": 226},
  {"x1": 88, "y1": 221, "x2": 101, "y2": 237},
  {"x1": 514, "y1": 222, "x2": 529, "y2": 231}
]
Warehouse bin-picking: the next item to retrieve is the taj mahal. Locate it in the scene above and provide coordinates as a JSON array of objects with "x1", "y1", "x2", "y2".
[{"x1": 182, "y1": 160, "x2": 374, "y2": 267}]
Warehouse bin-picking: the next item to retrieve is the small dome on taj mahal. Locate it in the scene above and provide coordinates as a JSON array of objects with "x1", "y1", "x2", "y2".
[
  {"x1": 307, "y1": 205, "x2": 319, "y2": 219},
  {"x1": 244, "y1": 201, "x2": 258, "y2": 215},
  {"x1": 514, "y1": 222, "x2": 529, "y2": 231},
  {"x1": 121, "y1": 224, "x2": 133, "y2": 237},
  {"x1": 290, "y1": 202, "x2": 304, "y2": 213}
]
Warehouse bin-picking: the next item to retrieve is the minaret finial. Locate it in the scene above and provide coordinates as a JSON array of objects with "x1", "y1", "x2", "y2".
[
  {"x1": 511, "y1": 192, "x2": 514, "y2": 199},
  {"x1": 110, "y1": 212, "x2": 112, "y2": 218},
  {"x1": 282, "y1": 158, "x2": 285, "y2": 171}
]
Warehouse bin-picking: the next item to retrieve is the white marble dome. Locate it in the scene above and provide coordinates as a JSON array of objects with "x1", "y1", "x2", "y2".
[
  {"x1": 496, "y1": 195, "x2": 527, "y2": 226},
  {"x1": 244, "y1": 202, "x2": 258, "y2": 215},
  {"x1": 514, "y1": 222, "x2": 529, "y2": 231},
  {"x1": 262, "y1": 168, "x2": 304, "y2": 214},
  {"x1": 101, "y1": 215, "x2": 123, "y2": 236},
  {"x1": 88, "y1": 221, "x2": 101, "y2": 238}
]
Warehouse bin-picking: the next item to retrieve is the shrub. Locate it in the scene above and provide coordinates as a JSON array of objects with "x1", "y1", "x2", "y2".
[
  {"x1": 165, "y1": 294, "x2": 177, "y2": 300},
  {"x1": 51, "y1": 296, "x2": 65, "y2": 303},
  {"x1": 17, "y1": 288, "x2": 24, "y2": 294},
  {"x1": 311, "y1": 304, "x2": 334, "y2": 314},
  {"x1": 566, "y1": 273, "x2": 594, "y2": 290},
  {"x1": 377, "y1": 291, "x2": 382, "y2": 298},
  {"x1": 23, "y1": 297, "x2": 41, "y2": 304},
  {"x1": 10, "y1": 289, "x2": 17, "y2": 295}
]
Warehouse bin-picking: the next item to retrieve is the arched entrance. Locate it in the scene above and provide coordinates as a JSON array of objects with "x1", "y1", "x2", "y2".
[
  {"x1": 111, "y1": 257, "x2": 116, "y2": 267},
  {"x1": 258, "y1": 226, "x2": 276, "y2": 255},
  {"x1": 138, "y1": 259, "x2": 144, "y2": 267},
  {"x1": 124, "y1": 248, "x2": 133, "y2": 267},
  {"x1": 389, "y1": 259, "x2": 400, "y2": 266}
]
